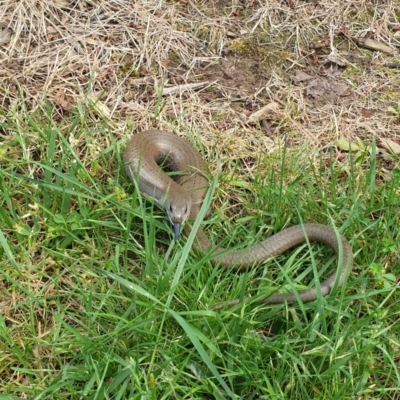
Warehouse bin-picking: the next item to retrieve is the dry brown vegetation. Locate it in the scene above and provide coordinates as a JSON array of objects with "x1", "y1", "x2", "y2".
[{"x1": 0, "y1": 0, "x2": 399, "y2": 158}]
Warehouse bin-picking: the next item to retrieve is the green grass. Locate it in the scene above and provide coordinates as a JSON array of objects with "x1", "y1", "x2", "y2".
[{"x1": 0, "y1": 104, "x2": 399, "y2": 400}]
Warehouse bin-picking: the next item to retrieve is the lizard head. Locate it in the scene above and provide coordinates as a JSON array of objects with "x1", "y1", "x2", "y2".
[{"x1": 166, "y1": 195, "x2": 192, "y2": 240}]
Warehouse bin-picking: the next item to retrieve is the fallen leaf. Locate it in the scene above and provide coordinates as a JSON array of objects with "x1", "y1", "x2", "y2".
[
  {"x1": 357, "y1": 38, "x2": 394, "y2": 54},
  {"x1": 380, "y1": 138, "x2": 400, "y2": 155},
  {"x1": 292, "y1": 70, "x2": 314, "y2": 83},
  {"x1": 336, "y1": 139, "x2": 361, "y2": 151},
  {"x1": 0, "y1": 27, "x2": 11, "y2": 45},
  {"x1": 305, "y1": 78, "x2": 327, "y2": 98},
  {"x1": 360, "y1": 108, "x2": 377, "y2": 117},
  {"x1": 248, "y1": 102, "x2": 281, "y2": 123},
  {"x1": 331, "y1": 81, "x2": 350, "y2": 97},
  {"x1": 87, "y1": 93, "x2": 111, "y2": 117},
  {"x1": 54, "y1": 88, "x2": 73, "y2": 111}
]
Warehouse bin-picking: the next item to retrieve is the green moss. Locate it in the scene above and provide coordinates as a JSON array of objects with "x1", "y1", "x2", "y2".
[
  {"x1": 341, "y1": 65, "x2": 362, "y2": 85},
  {"x1": 118, "y1": 62, "x2": 140, "y2": 77},
  {"x1": 229, "y1": 37, "x2": 252, "y2": 54},
  {"x1": 175, "y1": 22, "x2": 191, "y2": 32}
]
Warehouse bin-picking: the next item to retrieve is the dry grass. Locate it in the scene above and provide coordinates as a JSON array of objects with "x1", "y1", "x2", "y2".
[{"x1": 0, "y1": 0, "x2": 399, "y2": 154}]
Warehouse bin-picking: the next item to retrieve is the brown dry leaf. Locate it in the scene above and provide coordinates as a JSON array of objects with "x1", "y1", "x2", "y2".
[
  {"x1": 360, "y1": 108, "x2": 377, "y2": 118},
  {"x1": 304, "y1": 76, "x2": 350, "y2": 98},
  {"x1": 330, "y1": 81, "x2": 350, "y2": 97},
  {"x1": 293, "y1": 64, "x2": 350, "y2": 98},
  {"x1": 380, "y1": 138, "x2": 400, "y2": 155},
  {"x1": 357, "y1": 38, "x2": 394, "y2": 54},
  {"x1": 0, "y1": 27, "x2": 11, "y2": 45},
  {"x1": 292, "y1": 70, "x2": 314, "y2": 83},
  {"x1": 248, "y1": 102, "x2": 281, "y2": 123},
  {"x1": 305, "y1": 79, "x2": 326, "y2": 98},
  {"x1": 54, "y1": 88, "x2": 73, "y2": 111}
]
